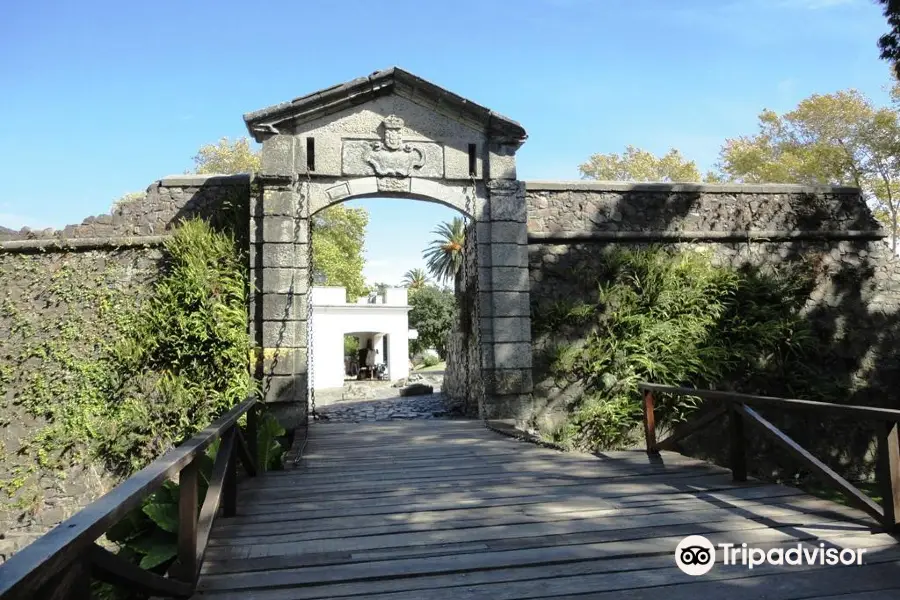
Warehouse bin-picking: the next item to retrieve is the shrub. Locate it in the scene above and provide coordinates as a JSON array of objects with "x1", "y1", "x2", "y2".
[
  {"x1": 421, "y1": 354, "x2": 441, "y2": 368},
  {"x1": 534, "y1": 246, "x2": 819, "y2": 451}
]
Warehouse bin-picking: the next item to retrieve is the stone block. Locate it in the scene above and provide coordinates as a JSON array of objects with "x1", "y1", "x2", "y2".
[
  {"x1": 262, "y1": 268, "x2": 309, "y2": 294},
  {"x1": 487, "y1": 143, "x2": 518, "y2": 180},
  {"x1": 256, "y1": 292, "x2": 307, "y2": 321},
  {"x1": 492, "y1": 291, "x2": 530, "y2": 317},
  {"x1": 258, "y1": 347, "x2": 308, "y2": 377},
  {"x1": 491, "y1": 244, "x2": 528, "y2": 267},
  {"x1": 263, "y1": 216, "x2": 303, "y2": 243},
  {"x1": 480, "y1": 343, "x2": 496, "y2": 370},
  {"x1": 262, "y1": 320, "x2": 307, "y2": 348},
  {"x1": 488, "y1": 369, "x2": 534, "y2": 395},
  {"x1": 263, "y1": 190, "x2": 298, "y2": 216},
  {"x1": 492, "y1": 317, "x2": 532, "y2": 342},
  {"x1": 476, "y1": 243, "x2": 493, "y2": 269},
  {"x1": 478, "y1": 291, "x2": 494, "y2": 318},
  {"x1": 261, "y1": 243, "x2": 309, "y2": 268},
  {"x1": 261, "y1": 135, "x2": 295, "y2": 175},
  {"x1": 493, "y1": 342, "x2": 533, "y2": 369},
  {"x1": 489, "y1": 267, "x2": 530, "y2": 292},
  {"x1": 490, "y1": 191, "x2": 527, "y2": 222},
  {"x1": 490, "y1": 222, "x2": 528, "y2": 245},
  {"x1": 483, "y1": 393, "x2": 534, "y2": 422}
]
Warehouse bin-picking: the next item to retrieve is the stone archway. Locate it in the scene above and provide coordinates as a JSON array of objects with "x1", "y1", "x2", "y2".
[{"x1": 245, "y1": 67, "x2": 533, "y2": 428}]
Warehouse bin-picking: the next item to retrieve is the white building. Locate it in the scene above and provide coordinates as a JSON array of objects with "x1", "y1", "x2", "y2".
[{"x1": 307, "y1": 286, "x2": 414, "y2": 390}]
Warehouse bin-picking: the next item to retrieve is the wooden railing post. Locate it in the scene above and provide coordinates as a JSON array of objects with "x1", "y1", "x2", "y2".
[
  {"x1": 176, "y1": 461, "x2": 199, "y2": 583},
  {"x1": 642, "y1": 390, "x2": 659, "y2": 455},
  {"x1": 223, "y1": 427, "x2": 237, "y2": 518},
  {"x1": 729, "y1": 403, "x2": 747, "y2": 482},
  {"x1": 877, "y1": 420, "x2": 900, "y2": 531},
  {"x1": 247, "y1": 402, "x2": 258, "y2": 469}
]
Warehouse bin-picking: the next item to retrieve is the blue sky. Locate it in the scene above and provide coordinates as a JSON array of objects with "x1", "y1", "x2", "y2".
[{"x1": 0, "y1": 0, "x2": 895, "y2": 285}]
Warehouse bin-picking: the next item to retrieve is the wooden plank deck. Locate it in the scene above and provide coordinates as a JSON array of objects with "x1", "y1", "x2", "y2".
[{"x1": 192, "y1": 419, "x2": 900, "y2": 599}]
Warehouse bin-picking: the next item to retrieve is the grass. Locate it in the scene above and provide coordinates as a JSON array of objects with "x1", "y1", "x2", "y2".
[{"x1": 415, "y1": 361, "x2": 446, "y2": 372}]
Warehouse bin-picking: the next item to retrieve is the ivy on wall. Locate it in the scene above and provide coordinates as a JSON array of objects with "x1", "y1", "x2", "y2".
[{"x1": 0, "y1": 218, "x2": 264, "y2": 511}]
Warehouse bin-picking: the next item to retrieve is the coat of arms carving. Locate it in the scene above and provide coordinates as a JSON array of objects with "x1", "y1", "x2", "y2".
[
  {"x1": 340, "y1": 115, "x2": 444, "y2": 178},
  {"x1": 366, "y1": 115, "x2": 426, "y2": 177}
]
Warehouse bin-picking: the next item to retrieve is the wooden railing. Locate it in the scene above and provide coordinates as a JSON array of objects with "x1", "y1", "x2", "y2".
[
  {"x1": 0, "y1": 397, "x2": 259, "y2": 600},
  {"x1": 639, "y1": 383, "x2": 900, "y2": 531}
]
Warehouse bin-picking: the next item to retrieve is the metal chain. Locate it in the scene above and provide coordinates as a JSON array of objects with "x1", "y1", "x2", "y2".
[
  {"x1": 464, "y1": 176, "x2": 489, "y2": 427},
  {"x1": 303, "y1": 172, "x2": 317, "y2": 424}
]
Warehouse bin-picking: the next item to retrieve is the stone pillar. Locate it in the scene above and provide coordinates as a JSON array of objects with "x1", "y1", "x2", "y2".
[
  {"x1": 479, "y1": 179, "x2": 533, "y2": 422},
  {"x1": 249, "y1": 135, "x2": 310, "y2": 429}
]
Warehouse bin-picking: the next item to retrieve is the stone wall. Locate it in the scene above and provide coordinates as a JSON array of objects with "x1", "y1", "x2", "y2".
[
  {"x1": 0, "y1": 174, "x2": 251, "y2": 243},
  {"x1": 0, "y1": 174, "x2": 251, "y2": 563},
  {"x1": 0, "y1": 248, "x2": 161, "y2": 561},
  {"x1": 525, "y1": 180, "x2": 900, "y2": 478}
]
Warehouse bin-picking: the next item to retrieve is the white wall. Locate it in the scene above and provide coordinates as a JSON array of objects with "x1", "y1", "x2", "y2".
[{"x1": 307, "y1": 286, "x2": 412, "y2": 390}]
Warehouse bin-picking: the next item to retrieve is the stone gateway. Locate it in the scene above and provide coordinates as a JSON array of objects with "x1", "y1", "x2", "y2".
[
  {"x1": 243, "y1": 67, "x2": 533, "y2": 427},
  {"x1": 4, "y1": 67, "x2": 900, "y2": 556}
]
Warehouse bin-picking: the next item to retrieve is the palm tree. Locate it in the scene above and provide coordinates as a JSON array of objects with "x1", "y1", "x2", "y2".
[
  {"x1": 424, "y1": 217, "x2": 466, "y2": 284},
  {"x1": 402, "y1": 268, "x2": 429, "y2": 291}
]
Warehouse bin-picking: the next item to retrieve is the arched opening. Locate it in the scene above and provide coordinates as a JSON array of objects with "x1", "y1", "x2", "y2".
[{"x1": 305, "y1": 192, "x2": 478, "y2": 421}]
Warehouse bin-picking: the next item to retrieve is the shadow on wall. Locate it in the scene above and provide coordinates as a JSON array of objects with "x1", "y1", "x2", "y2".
[
  {"x1": 444, "y1": 218, "x2": 482, "y2": 418},
  {"x1": 528, "y1": 183, "x2": 900, "y2": 483}
]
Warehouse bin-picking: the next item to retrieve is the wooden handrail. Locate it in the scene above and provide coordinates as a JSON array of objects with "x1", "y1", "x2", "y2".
[
  {"x1": 639, "y1": 382, "x2": 900, "y2": 421},
  {"x1": 0, "y1": 396, "x2": 259, "y2": 600},
  {"x1": 638, "y1": 383, "x2": 900, "y2": 532}
]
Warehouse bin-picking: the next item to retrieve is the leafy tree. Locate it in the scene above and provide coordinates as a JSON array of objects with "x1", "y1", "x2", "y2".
[
  {"x1": 408, "y1": 285, "x2": 455, "y2": 358},
  {"x1": 191, "y1": 137, "x2": 370, "y2": 297},
  {"x1": 579, "y1": 145, "x2": 719, "y2": 183},
  {"x1": 192, "y1": 137, "x2": 260, "y2": 174},
  {"x1": 878, "y1": 0, "x2": 900, "y2": 78},
  {"x1": 311, "y1": 205, "x2": 368, "y2": 299},
  {"x1": 402, "y1": 268, "x2": 429, "y2": 291},
  {"x1": 716, "y1": 90, "x2": 900, "y2": 251},
  {"x1": 424, "y1": 217, "x2": 466, "y2": 283},
  {"x1": 344, "y1": 335, "x2": 359, "y2": 357}
]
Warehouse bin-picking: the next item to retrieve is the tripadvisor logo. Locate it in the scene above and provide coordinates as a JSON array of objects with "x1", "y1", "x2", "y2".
[
  {"x1": 675, "y1": 535, "x2": 867, "y2": 576},
  {"x1": 675, "y1": 535, "x2": 717, "y2": 576}
]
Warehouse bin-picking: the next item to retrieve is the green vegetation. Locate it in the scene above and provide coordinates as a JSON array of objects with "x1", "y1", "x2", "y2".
[
  {"x1": 424, "y1": 217, "x2": 466, "y2": 284},
  {"x1": 311, "y1": 204, "x2": 369, "y2": 300},
  {"x1": 408, "y1": 285, "x2": 455, "y2": 359},
  {"x1": 344, "y1": 335, "x2": 359, "y2": 358},
  {"x1": 3, "y1": 220, "x2": 253, "y2": 478},
  {"x1": 534, "y1": 246, "x2": 824, "y2": 451},
  {"x1": 579, "y1": 145, "x2": 720, "y2": 183},
  {"x1": 878, "y1": 0, "x2": 900, "y2": 78},
  {"x1": 0, "y1": 216, "x2": 289, "y2": 598},
  {"x1": 402, "y1": 268, "x2": 429, "y2": 291},
  {"x1": 583, "y1": 78, "x2": 900, "y2": 251},
  {"x1": 188, "y1": 136, "x2": 370, "y2": 299},
  {"x1": 417, "y1": 356, "x2": 443, "y2": 370}
]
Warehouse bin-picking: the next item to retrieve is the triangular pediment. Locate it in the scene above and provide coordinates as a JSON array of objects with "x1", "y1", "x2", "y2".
[{"x1": 243, "y1": 67, "x2": 527, "y2": 144}]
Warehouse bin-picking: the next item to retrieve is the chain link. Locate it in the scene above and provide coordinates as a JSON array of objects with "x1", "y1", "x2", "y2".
[
  {"x1": 463, "y1": 176, "x2": 489, "y2": 427},
  {"x1": 303, "y1": 172, "x2": 317, "y2": 424}
]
